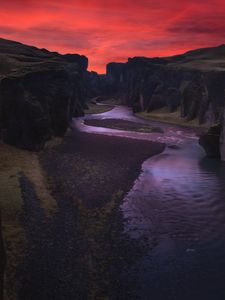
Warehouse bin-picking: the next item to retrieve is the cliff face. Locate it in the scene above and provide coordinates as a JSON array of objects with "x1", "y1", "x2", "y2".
[
  {"x1": 106, "y1": 45, "x2": 225, "y2": 125},
  {"x1": 105, "y1": 46, "x2": 225, "y2": 159},
  {"x1": 220, "y1": 109, "x2": 225, "y2": 161},
  {"x1": 0, "y1": 213, "x2": 5, "y2": 300},
  {"x1": 84, "y1": 71, "x2": 112, "y2": 100},
  {"x1": 0, "y1": 38, "x2": 88, "y2": 150}
]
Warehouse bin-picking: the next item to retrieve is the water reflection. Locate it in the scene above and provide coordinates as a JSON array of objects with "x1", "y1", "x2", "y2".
[
  {"x1": 73, "y1": 106, "x2": 198, "y2": 146},
  {"x1": 122, "y1": 138, "x2": 225, "y2": 300},
  {"x1": 74, "y1": 106, "x2": 225, "y2": 299}
]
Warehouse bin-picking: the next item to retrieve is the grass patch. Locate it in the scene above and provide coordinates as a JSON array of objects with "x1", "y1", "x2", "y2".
[
  {"x1": 85, "y1": 102, "x2": 114, "y2": 115},
  {"x1": 41, "y1": 131, "x2": 165, "y2": 298},
  {"x1": 84, "y1": 119, "x2": 164, "y2": 133},
  {"x1": 101, "y1": 98, "x2": 121, "y2": 105},
  {"x1": 136, "y1": 107, "x2": 208, "y2": 129},
  {"x1": 44, "y1": 136, "x2": 64, "y2": 149},
  {"x1": 75, "y1": 189, "x2": 124, "y2": 299},
  {"x1": 0, "y1": 143, "x2": 57, "y2": 299}
]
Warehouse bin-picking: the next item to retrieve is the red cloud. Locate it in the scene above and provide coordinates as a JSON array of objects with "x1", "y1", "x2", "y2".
[{"x1": 0, "y1": 0, "x2": 224, "y2": 73}]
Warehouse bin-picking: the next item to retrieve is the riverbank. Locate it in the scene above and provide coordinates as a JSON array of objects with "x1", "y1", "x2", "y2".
[
  {"x1": 1, "y1": 128, "x2": 165, "y2": 299},
  {"x1": 84, "y1": 102, "x2": 114, "y2": 114},
  {"x1": 84, "y1": 119, "x2": 164, "y2": 133},
  {"x1": 25, "y1": 131, "x2": 164, "y2": 299},
  {"x1": 136, "y1": 107, "x2": 209, "y2": 129},
  {"x1": 0, "y1": 143, "x2": 57, "y2": 299},
  {"x1": 42, "y1": 131, "x2": 165, "y2": 207}
]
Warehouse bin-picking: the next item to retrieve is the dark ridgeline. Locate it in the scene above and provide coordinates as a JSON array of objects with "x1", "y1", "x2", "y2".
[
  {"x1": 0, "y1": 38, "x2": 88, "y2": 150},
  {"x1": 0, "y1": 212, "x2": 5, "y2": 300}
]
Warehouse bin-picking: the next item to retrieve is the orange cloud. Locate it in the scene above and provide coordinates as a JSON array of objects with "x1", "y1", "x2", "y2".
[{"x1": 0, "y1": 0, "x2": 225, "y2": 73}]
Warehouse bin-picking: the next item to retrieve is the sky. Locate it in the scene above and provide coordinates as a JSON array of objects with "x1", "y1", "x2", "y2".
[{"x1": 0, "y1": 0, "x2": 225, "y2": 73}]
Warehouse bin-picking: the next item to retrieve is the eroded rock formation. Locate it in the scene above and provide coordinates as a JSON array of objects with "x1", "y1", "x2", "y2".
[
  {"x1": 199, "y1": 125, "x2": 221, "y2": 158},
  {"x1": 220, "y1": 109, "x2": 225, "y2": 161},
  {"x1": 103, "y1": 46, "x2": 225, "y2": 159},
  {"x1": 105, "y1": 45, "x2": 225, "y2": 126},
  {"x1": 0, "y1": 212, "x2": 5, "y2": 300},
  {"x1": 0, "y1": 38, "x2": 88, "y2": 150}
]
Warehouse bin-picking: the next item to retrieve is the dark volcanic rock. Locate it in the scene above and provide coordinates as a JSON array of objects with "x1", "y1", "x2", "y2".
[
  {"x1": 105, "y1": 45, "x2": 225, "y2": 125},
  {"x1": 0, "y1": 212, "x2": 5, "y2": 300},
  {"x1": 199, "y1": 124, "x2": 221, "y2": 158},
  {"x1": 182, "y1": 75, "x2": 209, "y2": 123},
  {"x1": 0, "y1": 38, "x2": 88, "y2": 150},
  {"x1": 84, "y1": 63, "x2": 126, "y2": 101},
  {"x1": 84, "y1": 71, "x2": 112, "y2": 100}
]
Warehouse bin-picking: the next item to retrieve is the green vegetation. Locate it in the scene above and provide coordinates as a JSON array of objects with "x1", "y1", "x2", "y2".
[
  {"x1": 136, "y1": 107, "x2": 208, "y2": 128},
  {"x1": 42, "y1": 133, "x2": 164, "y2": 298},
  {"x1": 0, "y1": 143, "x2": 57, "y2": 299},
  {"x1": 84, "y1": 119, "x2": 164, "y2": 133},
  {"x1": 85, "y1": 102, "x2": 114, "y2": 114},
  {"x1": 101, "y1": 98, "x2": 121, "y2": 105},
  {"x1": 75, "y1": 189, "x2": 124, "y2": 299}
]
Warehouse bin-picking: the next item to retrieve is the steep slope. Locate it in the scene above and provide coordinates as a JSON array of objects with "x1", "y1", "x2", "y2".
[
  {"x1": 106, "y1": 45, "x2": 225, "y2": 125},
  {"x1": 0, "y1": 38, "x2": 88, "y2": 150},
  {"x1": 105, "y1": 46, "x2": 225, "y2": 159}
]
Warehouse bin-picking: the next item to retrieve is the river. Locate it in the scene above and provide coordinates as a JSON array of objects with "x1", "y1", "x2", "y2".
[{"x1": 74, "y1": 106, "x2": 225, "y2": 300}]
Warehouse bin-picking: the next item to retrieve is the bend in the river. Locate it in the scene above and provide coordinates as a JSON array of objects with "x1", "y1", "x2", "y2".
[{"x1": 73, "y1": 105, "x2": 225, "y2": 300}]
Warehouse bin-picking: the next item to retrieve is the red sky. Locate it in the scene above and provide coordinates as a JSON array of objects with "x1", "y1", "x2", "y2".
[{"x1": 0, "y1": 0, "x2": 225, "y2": 73}]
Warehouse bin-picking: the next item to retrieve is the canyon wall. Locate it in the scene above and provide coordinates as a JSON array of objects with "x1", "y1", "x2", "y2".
[
  {"x1": 0, "y1": 38, "x2": 88, "y2": 150},
  {"x1": 1, "y1": 38, "x2": 225, "y2": 157},
  {"x1": 105, "y1": 46, "x2": 225, "y2": 159},
  {"x1": 106, "y1": 46, "x2": 225, "y2": 125},
  {"x1": 0, "y1": 212, "x2": 5, "y2": 300},
  {"x1": 220, "y1": 109, "x2": 225, "y2": 160},
  {"x1": 84, "y1": 71, "x2": 112, "y2": 100}
]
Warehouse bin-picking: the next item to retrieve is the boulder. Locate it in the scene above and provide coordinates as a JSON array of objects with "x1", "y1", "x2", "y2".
[{"x1": 199, "y1": 124, "x2": 221, "y2": 158}]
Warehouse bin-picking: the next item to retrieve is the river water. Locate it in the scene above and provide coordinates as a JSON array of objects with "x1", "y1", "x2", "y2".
[{"x1": 74, "y1": 106, "x2": 225, "y2": 300}]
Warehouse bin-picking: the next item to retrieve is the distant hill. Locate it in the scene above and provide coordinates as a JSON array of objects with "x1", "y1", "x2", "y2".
[
  {"x1": 0, "y1": 38, "x2": 88, "y2": 77},
  {"x1": 166, "y1": 44, "x2": 225, "y2": 71}
]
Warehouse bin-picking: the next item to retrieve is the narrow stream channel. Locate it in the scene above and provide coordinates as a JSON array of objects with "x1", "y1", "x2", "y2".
[{"x1": 74, "y1": 106, "x2": 225, "y2": 300}]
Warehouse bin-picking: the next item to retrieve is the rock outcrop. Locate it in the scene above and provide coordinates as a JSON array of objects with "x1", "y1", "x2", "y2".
[
  {"x1": 199, "y1": 124, "x2": 221, "y2": 158},
  {"x1": 0, "y1": 212, "x2": 5, "y2": 300},
  {"x1": 0, "y1": 38, "x2": 88, "y2": 150},
  {"x1": 220, "y1": 109, "x2": 225, "y2": 161},
  {"x1": 103, "y1": 46, "x2": 225, "y2": 159},
  {"x1": 105, "y1": 45, "x2": 225, "y2": 125},
  {"x1": 84, "y1": 71, "x2": 112, "y2": 101}
]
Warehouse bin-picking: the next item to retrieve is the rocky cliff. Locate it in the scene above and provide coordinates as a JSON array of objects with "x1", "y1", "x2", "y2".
[
  {"x1": 105, "y1": 46, "x2": 225, "y2": 159},
  {"x1": 84, "y1": 71, "x2": 111, "y2": 101},
  {"x1": 220, "y1": 109, "x2": 225, "y2": 160},
  {"x1": 0, "y1": 212, "x2": 5, "y2": 300},
  {"x1": 0, "y1": 38, "x2": 88, "y2": 150},
  {"x1": 106, "y1": 45, "x2": 225, "y2": 124}
]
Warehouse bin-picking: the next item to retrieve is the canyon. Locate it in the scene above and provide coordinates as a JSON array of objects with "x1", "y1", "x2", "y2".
[
  {"x1": 104, "y1": 46, "x2": 225, "y2": 158},
  {"x1": 1, "y1": 38, "x2": 225, "y2": 299},
  {"x1": 0, "y1": 38, "x2": 225, "y2": 157}
]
